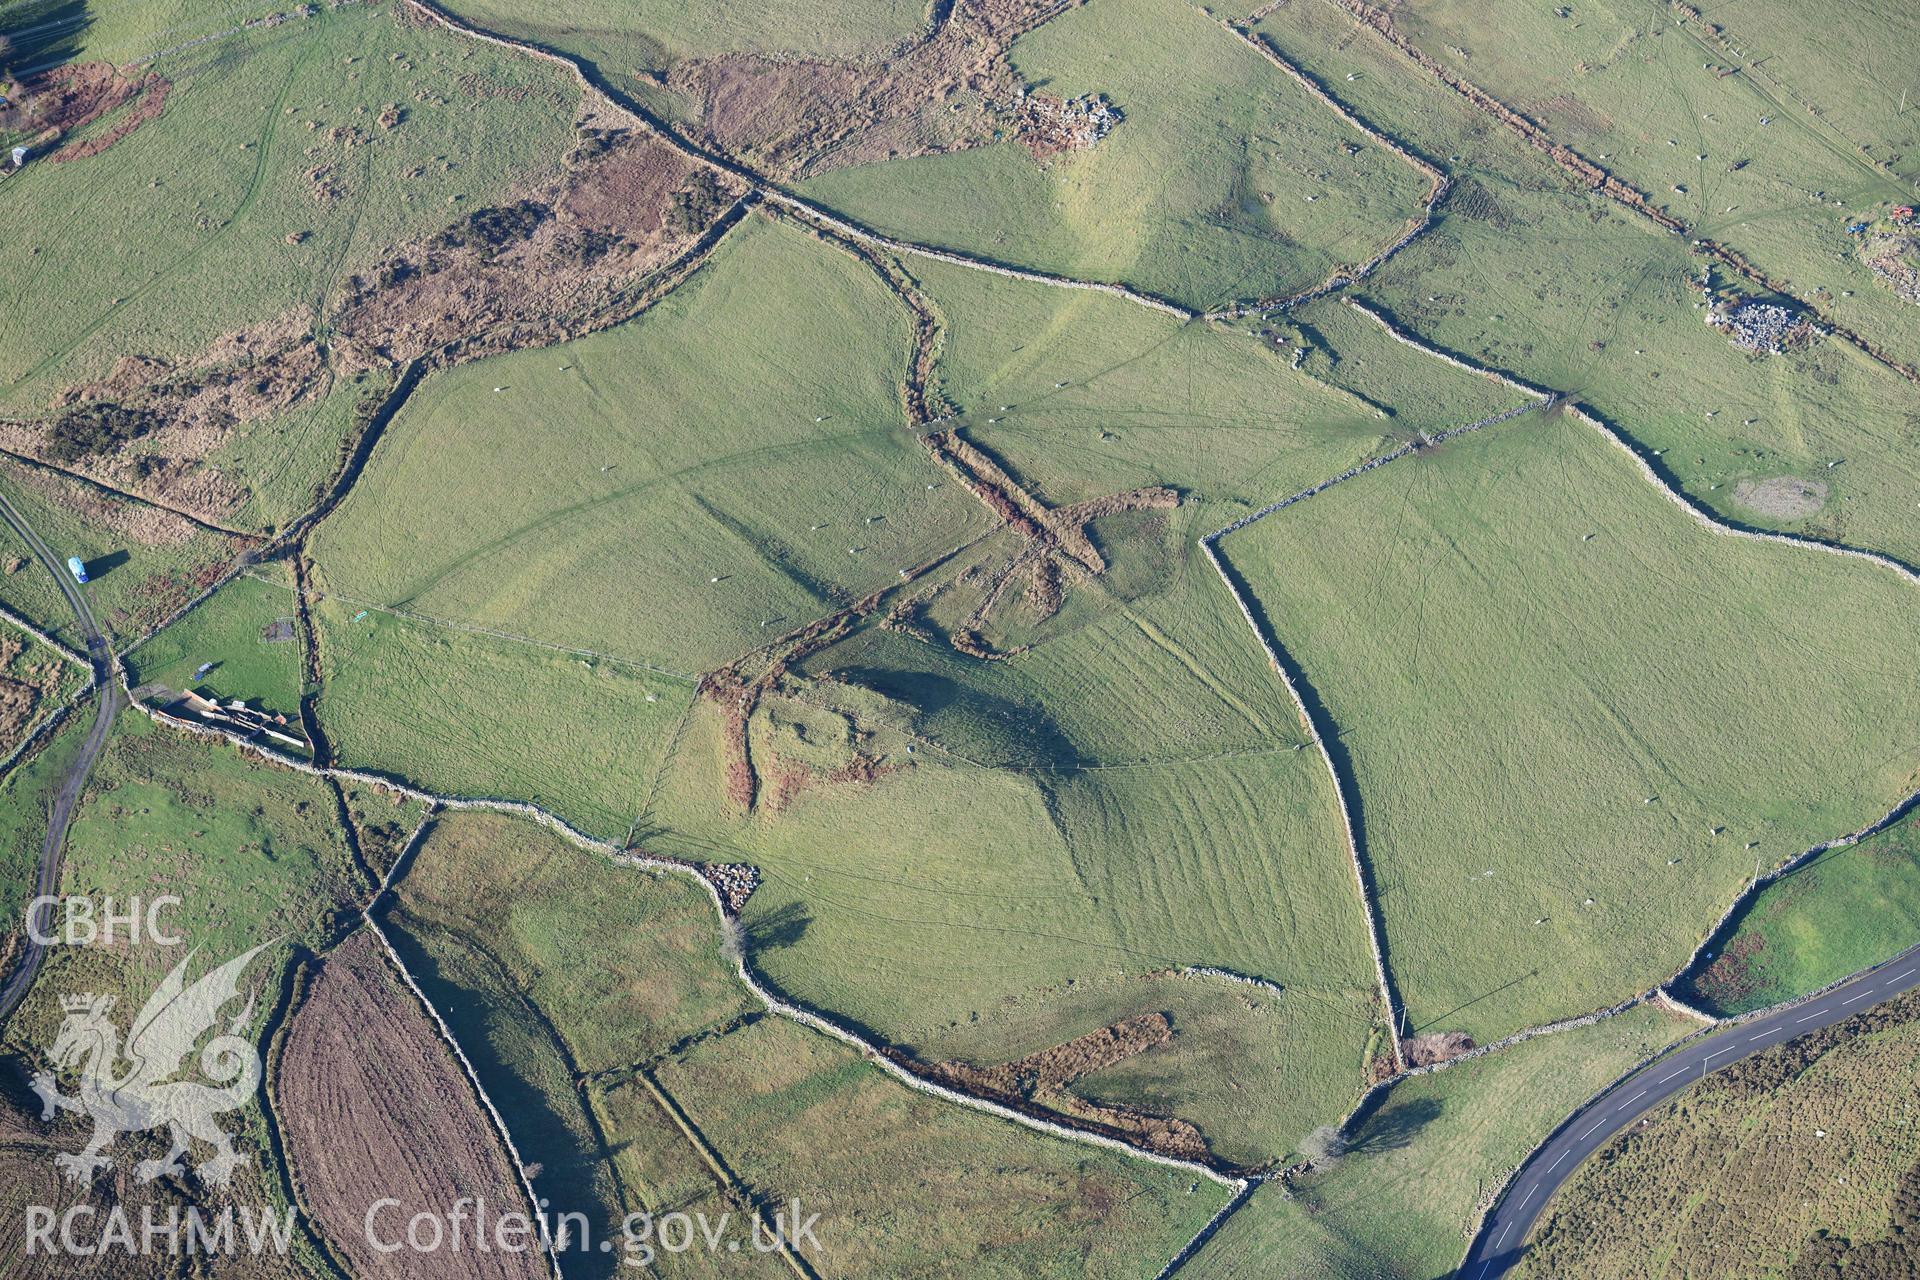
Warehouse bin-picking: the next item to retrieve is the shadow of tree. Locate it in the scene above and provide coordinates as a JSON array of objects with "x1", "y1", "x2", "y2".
[
  {"x1": 5, "y1": 0, "x2": 93, "y2": 77},
  {"x1": 1347, "y1": 1095, "x2": 1443, "y2": 1155},
  {"x1": 743, "y1": 900, "x2": 811, "y2": 953}
]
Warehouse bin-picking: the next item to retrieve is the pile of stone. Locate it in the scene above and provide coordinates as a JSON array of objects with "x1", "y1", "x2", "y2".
[
  {"x1": 1016, "y1": 93, "x2": 1122, "y2": 160},
  {"x1": 700, "y1": 862, "x2": 762, "y2": 915},
  {"x1": 1712, "y1": 298, "x2": 1802, "y2": 353}
]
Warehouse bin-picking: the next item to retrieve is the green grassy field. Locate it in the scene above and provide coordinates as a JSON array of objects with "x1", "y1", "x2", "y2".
[
  {"x1": 302, "y1": 228, "x2": 1555, "y2": 1165},
  {"x1": 0, "y1": 463, "x2": 243, "y2": 648},
  {"x1": 1182, "y1": 1003, "x2": 1693, "y2": 1280},
  {"x1": 0, "y1": 619, "x2": 85, "y2": 755},
  {"x1": 308, "y1": 214, "x2": 989, "y2": 675},
  {"x1": 1225, "y1": 410, "x2": 1920, "y2": 1042},
  {"x1": 1248, "y1": 1, "x2": 1920, "y2": 570},
  {"x1": 124, "y1": 563, "x2": 303, "y2": 720},
  {"x1": 3, "y1": 0, "x2": 276, "y2": 72},
  {"x1": 801, "y1": 0, "x2": 1433, "y2": 311},
  {"x1": 0, "y1": 712, "x2": 362, "y2": 1279},
  {"x1": 656, "y1": 1011, "x2": 1230, "y2": 1279},
  {"x1": 375, "y1": 810, "x2": 756, "y2": 1276},
  {"x1": 1381, "y1": 0, "x2": 1920, "y2": 363},
  {"x1": 0, "y1": 3, "x2": 574, "y2": 396},
  {"x1": 911, "y1": 254, "x2": 1520, "y2": 515},
  {"x1": 383, "y1": 808, "x2": 1233, "y2": 1279},
  {"x1": 1686, "y1": 809, "x2": 1920, "y2": 1016},
  {"x1": 377, "y1": 915, "x2": 634, "y2": 1275},
  {"x1": 41, "y1": 713, "x2": 361, "y2": 981},
  {"x1": 438, "y1": 0, "x2": 928, "y2": 70},
  {"x1": 644, "y1": 684, "x2": 1381, "y2": 1166},
  {"x1": 1699, "y1": 1, "x2": 1920, "y2": 181},
  {"x1": 389, "y1": 810, "x2": 756, "y2": 1068},
  {"x1": 588, "y1": 1076, "x2": 795, "y2": 1280},
  {"x1": 0, "y1": 711, "x2": 87, "y2": 962},
  {"x1": 1520, "y1": 991, "x2": 1920, "y2": 1279},
  {"x1": 311, "y1": 594, "x2": 693, "y2": 839},
  {"x1": 0, "y1": 2, "x2": 577, "y2": 527}
]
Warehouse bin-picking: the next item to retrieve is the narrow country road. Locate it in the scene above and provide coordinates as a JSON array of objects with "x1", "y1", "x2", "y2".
[
  {"x1": 1460, "y1": 939, "x2": 1920, "y2": 1278},
  {"x1": 0, "y1": 487, "x2": 122, "y2": 1023}
]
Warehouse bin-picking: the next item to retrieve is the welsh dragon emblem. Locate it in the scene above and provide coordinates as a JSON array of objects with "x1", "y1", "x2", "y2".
[{"x1": 31, "y1": 942, "x2": 272, "y2": 1187}]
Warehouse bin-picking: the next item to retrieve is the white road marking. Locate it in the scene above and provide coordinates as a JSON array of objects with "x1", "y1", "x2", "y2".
[
  {"x1": 1796, "y1": 1011, "x2": 1823, "y2": 1023},
  {"x1": 1843, "y1": 990, "x2": 1872, "y2": 1006},
  {"x1": 1659, "y1": 1067, "x2": 1688, "y2": 1082},
  {"x1": 1548, "y1": 1151, "x2": 1568, "y2": 1172},
  {"x1": 1580, "y1": 1119, "x2": 1607, "y2": 1139},
  {"x1": 1895, "y1": 969, "x2": 1916, "y2": 982},
  {"x1": 1519, "y1": 1186, "x2": 1538, "y2": 1211},
  {"x1": 1625, "y1": 1090, "x2": 1646, "y2": 1104}
]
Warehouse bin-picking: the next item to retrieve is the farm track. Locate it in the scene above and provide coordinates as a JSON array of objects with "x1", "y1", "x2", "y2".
[
  {"x1": 8, "y1": 14, "x2": 321, "y2": 399},
  {"x1": 0, "y1": 486, "x2": 123, "y2": 1025}
]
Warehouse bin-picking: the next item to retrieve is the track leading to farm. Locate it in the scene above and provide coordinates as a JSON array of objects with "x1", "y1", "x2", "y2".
[
  {"x1": 1461, "y1": 940, "x2": 1920, "y2": 1277},
  {"x1": 0, "y1": 486, "x2": 123, "y2": 1023}
]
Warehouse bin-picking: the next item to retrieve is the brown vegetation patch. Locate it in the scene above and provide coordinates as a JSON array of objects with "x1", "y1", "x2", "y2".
[
  {"x1": 761, "y1": 746, "x2": 895, "y2": 814},
  {"x1": 1524, "y1": 988, "x2": 1920, "y2": 1279},
  {"x1": 279, "y1": 931, "x2": 544, "y2": 1280},
  {"x1": 667, "y1": 0, "x2": 1098, "y2": 181},
  {"x1": 933, "y1": 1012, "x2": 1176, "y2": 1095},
  {"x1": 927, "y1": 426, "x2": 1174, "y2": 647},
  {"x1": 20, "y1": 112, "x2": 748, "y2": 528},
  {"x1": 0, "y1": 1086, "x2": 312, "y2": 1280},
  {"x1": 1714, "y1": 989, "x2": 1920, "y2": 1100},
  {"x1": 1023, "y1": 555, "x2": 1063, "y2": 619},
  {"x1": 699, "y1": 590, "x2": 917, "y2": 812},
  {"x1": 914, "y1": 1013, "x2": 1215, "y2": 1164},
  {"x1": 1694, "y1": 929, "x2": 1764, "y2": 1008},
  {"x1": 334, "y1": 127, "x2": 745, "y2": 365},
  {"x1": 0, "y1": 458, "x2": 207, "y2": 549},
  {"x1": 3, "y1": 62, "x2": 170, "y2": 163},
  {"x1": 16, "y1": 309, "x2": 324, "y2": 519},
  {"x1": 0, "y1": 676, "x2": 39, "y2": 750},
  {"x1": 1398, "y1": 1029, "x2": 1474, "y2": 1067},
  {"x1": 1016, "y1": 92, "x2": 1121, "y2": 162},
  {"x1": 1861, "y1": 231, "x2": 1920, "y2": 305},
  {"x1": 1733, "y1": 475, "x2": 1827, "y2": 521}
]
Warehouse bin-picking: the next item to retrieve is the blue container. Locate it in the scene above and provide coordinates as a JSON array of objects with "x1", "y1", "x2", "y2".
[{"x1": 66, "y1": 556, "x2": 88, "y2": 584}]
